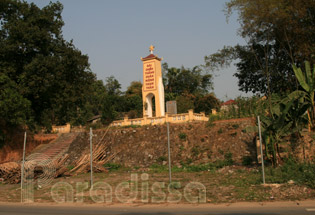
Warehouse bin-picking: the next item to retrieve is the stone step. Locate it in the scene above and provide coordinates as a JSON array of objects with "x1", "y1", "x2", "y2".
[{"x1": 26, "y1": 133, "x2": 79, "y2": 162}]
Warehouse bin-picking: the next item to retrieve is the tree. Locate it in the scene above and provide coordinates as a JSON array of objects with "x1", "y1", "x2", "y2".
[
  {"x1": 102, "y1": 76, "x2": 124, "y2": 124},
  {"x1": 225, "y1": 0, "x2": 315, "y2": 64},
  {"x1": 0, "y1": 74, "x2": 31, "y2": 127},
  {"x1": 124, "y1": 81, "x2": 143, "y2": 118},
  {"x1": 163, "y1": 63, "x2": 213, "y2": 96},
  {"x1": 0, "y1": 0, "x2": 96, "y2": 128},
  {"x1": 194, "y1": 93, "x2": 220, "y2": 115},
  {"x1": 176, "y1": 94, "x2": 195, "y2": 114},
  {"x1": 125, "y1": 81, "x2": 142, "y2": 97},
  {"x1": 162, "y1": 62, "x2": 220, "y2": 114},
  {"x1": 104, "y1": 76, "x2": 121, "y2": 96},
  {"x1": 205, "y1": 0, "x2": 315, "y2": 95}
]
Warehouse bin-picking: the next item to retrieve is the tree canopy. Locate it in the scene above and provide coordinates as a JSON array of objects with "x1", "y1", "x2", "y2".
[
  {"x1": 162, "y1": 63, "x2": 213, "y2": 96},
  {"x1": 205, "y1": 0, "x2": 315, "y2": 95},
  {"x1": 0, "y1": 0, "x2": 96, "y2": 130},
  {"x1": 162, "y1": 63, "x2": 220, "y2": 114}
]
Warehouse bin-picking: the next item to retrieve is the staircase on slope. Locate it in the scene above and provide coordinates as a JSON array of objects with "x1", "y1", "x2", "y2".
[{"x1": 27, "y1": 133, "x2": 78, "y2": 162}]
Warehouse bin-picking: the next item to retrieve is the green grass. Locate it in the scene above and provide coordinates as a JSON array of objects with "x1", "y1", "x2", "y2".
[
  {"x1": 149, "y1": 158, "x2": 237, "y2": 174},
  {"x1": 264, "y1": 160, "x2": 315, "y2": 188},
  {"x1": 122, "y1": 125, "x2": 141, "y2": 128},
  {"x1": 66, "y1": 165, "x2": 74, "y2": 170},
  {"x1": 103, "y1": 163, "x2": 122, "y2": 171},
  {"x1": 149, "y1": 163, "x2": 168, "y2": 173}
]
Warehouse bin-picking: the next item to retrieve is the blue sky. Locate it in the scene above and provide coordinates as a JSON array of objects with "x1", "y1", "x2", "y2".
[{"x1": 27, "y1": 0, "x2": 251, "y2": 100}]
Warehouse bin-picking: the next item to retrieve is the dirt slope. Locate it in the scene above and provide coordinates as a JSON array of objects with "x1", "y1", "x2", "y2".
[
  {"x1": 0, "y1": 132, "x2": 57, "y2": 164},
  {"x1": 65, "y1": 119, "x2": 257, "y2": 168}
]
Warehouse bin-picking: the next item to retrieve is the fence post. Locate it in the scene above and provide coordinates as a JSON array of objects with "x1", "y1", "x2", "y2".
[
  {"x1": 90, "y1": 127, "x2": 93, "y2": 188},
  {"x1": 167, "y1": 122, "x2": 172, "y2": 183},
  {"x1": 257, "y1": 116, "x2": 265, "y2": 184},
  {"x1": 21, "y1": 131, "x2": 27, "y2": 202}
]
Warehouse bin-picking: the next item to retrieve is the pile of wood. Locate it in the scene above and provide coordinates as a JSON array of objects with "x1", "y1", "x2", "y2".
[
  {"x1": 0, "y1": 162, "x2": 21, "y2": 184},
  {"x1": 54, "y1": 154, "x2": 71, "y2": 177},
  {"x1": 0, "y1": 155, "x2": 72, "y2": 184},
  {"x1": 70, "y1": 127, "x2": 117, "y2": 174},
  {"x1": 0, "y1": 127, "x2": 116, "y2": 183}
]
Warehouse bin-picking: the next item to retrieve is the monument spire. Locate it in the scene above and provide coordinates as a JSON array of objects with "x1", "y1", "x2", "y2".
[{"x1": 149, "y1": 45, "x2": 155, "y2": 54}]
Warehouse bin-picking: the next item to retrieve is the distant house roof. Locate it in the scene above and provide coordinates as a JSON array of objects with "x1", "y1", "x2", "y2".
[
  {"x1": 221, "y1": 99, "x2": 236, "y2": 106},
  {"x1": 141, "y1": 54, "x2": 162, "y2": 61},
  {"x1": 87, "y1": 115, "x2": 101, "y2": 122}
]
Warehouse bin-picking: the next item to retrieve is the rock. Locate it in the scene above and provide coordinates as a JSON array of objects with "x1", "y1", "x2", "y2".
[
  {"x1": 133, "y1": 130, "x2": 136, "y2": 133},
  {"x1": 162, "y1": 161, "x2": 167, "y2": 166}
]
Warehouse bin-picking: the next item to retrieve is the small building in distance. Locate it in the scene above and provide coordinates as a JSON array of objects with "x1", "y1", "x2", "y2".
[
  {"x1": 87, "y1": 115, "x2": 102, "y2": 124},
  {"x1": 220, "y1": 99, "x2": 237, "y2": 112}
]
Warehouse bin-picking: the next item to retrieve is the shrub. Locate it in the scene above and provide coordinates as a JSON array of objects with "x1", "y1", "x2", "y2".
[
  {"x1": 157, "y1": 156, "x2": 167, "y2": 162},
  {"x1": 178, "y1": 132, "x2": 187, "y2": 140},
  {"x1": 224, "y1": 152, "x2": 234, "y2": 165},
  {"x1": 230, "y1": 132, "x2": 237, "y2": 137},
  {"x1": 186, "y1": 158, "x2": 193, "y2": 165},
  {"x1": 191, "y1": 146, "x2": 200, "y2": 157},
  {"x1": 242, "y1": 156, "x2": 253, "y2": 166}
]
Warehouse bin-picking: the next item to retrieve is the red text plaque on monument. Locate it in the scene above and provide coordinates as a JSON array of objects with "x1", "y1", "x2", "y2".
[{"x1": 143, "y1": 62, "x2": 156, "y2": 91}]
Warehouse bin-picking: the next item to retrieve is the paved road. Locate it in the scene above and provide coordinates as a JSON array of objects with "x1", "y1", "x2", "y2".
[{"x1": 0, "y1": 203, "x2": 315, "y2": 215}]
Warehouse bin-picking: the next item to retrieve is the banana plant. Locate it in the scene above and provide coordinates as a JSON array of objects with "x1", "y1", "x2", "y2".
[
  {"x1": 259, "y1": 92, "x2": 308, "y2": 166},
  {"x1": 292, "y1": 61, "x2": 315, "y2": 131}
]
